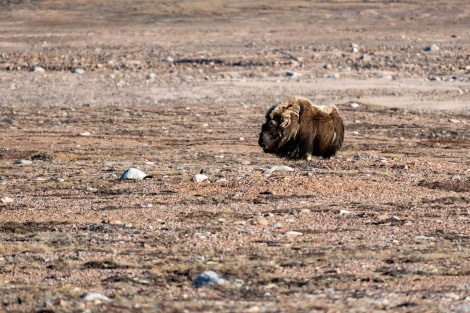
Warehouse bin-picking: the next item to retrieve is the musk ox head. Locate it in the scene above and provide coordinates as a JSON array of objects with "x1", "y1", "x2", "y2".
[{"x1": 259, "y1": 96, "x2": 344, "y2": 160}]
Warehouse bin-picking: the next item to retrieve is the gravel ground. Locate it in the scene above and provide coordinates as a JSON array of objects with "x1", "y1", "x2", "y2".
[{"x1": 1, "y1": 1, "x2": 470, "y2": 312}]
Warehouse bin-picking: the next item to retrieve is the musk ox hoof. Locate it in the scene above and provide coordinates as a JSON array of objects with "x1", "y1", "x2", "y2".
[{"x1": 259, "y1": 96, "x2": 344, "y2": 160}]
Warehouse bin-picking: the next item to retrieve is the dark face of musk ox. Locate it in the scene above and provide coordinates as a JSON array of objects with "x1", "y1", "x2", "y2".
[{"x1": 259, "y1": 97, "x2": 344, "y2": 160}]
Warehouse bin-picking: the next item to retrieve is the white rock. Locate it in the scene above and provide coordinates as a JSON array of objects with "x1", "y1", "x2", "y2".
[
  {"x1": 119, "y1": 168, "x2": 150, "y2": 180},
  {"x1": 162, "y1": 56, "x2": 174, "y2": 62},
  {"x1": 445, "y1": 292, "x2": 460, "y2": 300},
  {"x1": 451, "y1": 175, "x2": 461, "y2": 181},
  {"x1": 81, "y1": 292, "x2": 111, "y2": 302},
  {"x1": 192, "y1": 174, "x2": 208, "y2": 183},
  {"x1": 263, "y1": 165, "x2": 294, "y2": 175},
  {"x1": 349, "y1": 102, "x2": 360, "y2": 109},
  {"x1": 414, "y1": 235, "x2": 435, "y2": 241},
  {"x1": 1, "y1": 197, "x2": 14, "y2": 203},
  {"x1": 286, "y1": 231, "x2": 303, "y2": 238},
  {"x1": 379, "y1": 74, "x2": 393, "y2": 80},
  {"x1": 424, "y1": 44, "x2": 439, "y2": 51},
  {"x1": 77, "y1": 131, "x2": 91, "y2": 136},
  {"x1": 13, "y1": 159, "x2": 33, "y2": 166},
  {"x1": 182, "y1": 75, "x2": 193, "y2": 82},
  {"x1": 337, "y1": 209, "x2": 353, "y2": 215},
  {"x1": 146, "y1": 73, "x2": 156, "y2": 80},
  {"x1": 325, "y1": 73, "x2": 340, "y2": 79},
  {"x1": 72, "y1": 68, "x2": 85, "y2": 74},
  {"x1": 448, "y1": 119, "x2": 461, "y2": 123},
  {"x1": 350, "y1": 43, "x2": 360, "y2": 53},
  {"x1": 191, "y1": 271, "x2": 228, "y2": 287},
  {"x1": 286, "y1": 71, "x2": 301, "y2": 78},
  {"x1": 30, "y1": 66, "x2": 45, "y2": 73}
]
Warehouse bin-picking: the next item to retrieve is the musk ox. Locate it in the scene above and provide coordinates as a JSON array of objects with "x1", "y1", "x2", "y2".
[{"x1": 258, "y1": 96, "x2": 344, "y2": 160}]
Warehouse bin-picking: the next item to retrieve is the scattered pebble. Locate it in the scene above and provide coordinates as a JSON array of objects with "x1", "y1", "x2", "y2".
[
  {"x1": 13, "y1": 159, "x2": 33, "y2": 166},
  {"x1": 414, "y1": 235, "x2": 435, "y2": 241},
  {"x1": 350, "y1": 43, "x2": 360, "y2": 53},
  {"x1": 162, "y1": 56, "x2": 174, "y2": 62},
  {"x1": 263, "y1": 165, "x2": 294, "y2": 175},
  {"x1": 191, "y1": 271, "x2": 228, "y2": 287},
  {"x1": 182, "y1": 75, "x2": 193, "y2": 82},
  {"x1": 325, "y1": 73, "x2": 340, "y2": 79},
  {"x1": 379, "y1": 74, "x2": 393, "y2": 80},
  {"x1": 1, "y1": 197, "x2": 14, "y2": 204},
  {"x1": 260, "y1": 190, "x2": 274, "y2": 195},
  {"x1": 445, "y1": 292, "x2": 460, "y2": 300},
  {"x1": 246, "y1": 305, "x2": 262, "y2": 313},
  {"x1": 80, "y1": 292, "x2": 111, "y2": 302},
  {"x1": 72, "y1": 68, "x2": 85, "y2": 74},
  {"x1": 376, "y1": 214, "x2": 390, "y2": 223},
  {"x1": 119, "y1": 168, "x2": 151, "y2": 180},
  {"x1": 286, "y1": 71, "x2": 301, "y2": 78},
  {"x1": 192, "y1": 174, "x2": 208, "y2": 183},
  {"x1": 286, "y1": 231, "x2": 303, "y2": 238},
  {"x1": 302, "y1": 165, "x2": 316, "y2": 171},
  {"x1": 30, "y1": 66, "x2": 45, "y2": 72},
  {"x1": 424, "y1": 44, "x2": 439, "y2": 51}
]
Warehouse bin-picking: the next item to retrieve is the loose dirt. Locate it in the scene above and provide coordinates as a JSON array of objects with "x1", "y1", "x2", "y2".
[{"x1": 1, "y1": 1, "x2": 470, "y2": 312}]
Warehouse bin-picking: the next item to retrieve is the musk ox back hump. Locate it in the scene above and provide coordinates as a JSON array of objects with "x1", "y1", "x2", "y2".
[{"x1": 258, "y1": 96, "x2": 344, "y2": 160}]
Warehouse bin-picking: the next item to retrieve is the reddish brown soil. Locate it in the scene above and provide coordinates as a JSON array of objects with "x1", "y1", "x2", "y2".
[{"x1": 0, "y1": 1, "x2": 470, "y2": 312}]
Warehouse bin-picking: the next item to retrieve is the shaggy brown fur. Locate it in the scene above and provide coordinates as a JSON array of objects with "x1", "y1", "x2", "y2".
[{"x1": 259, "y1": 96, "x2": 344, "y2": 160}]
